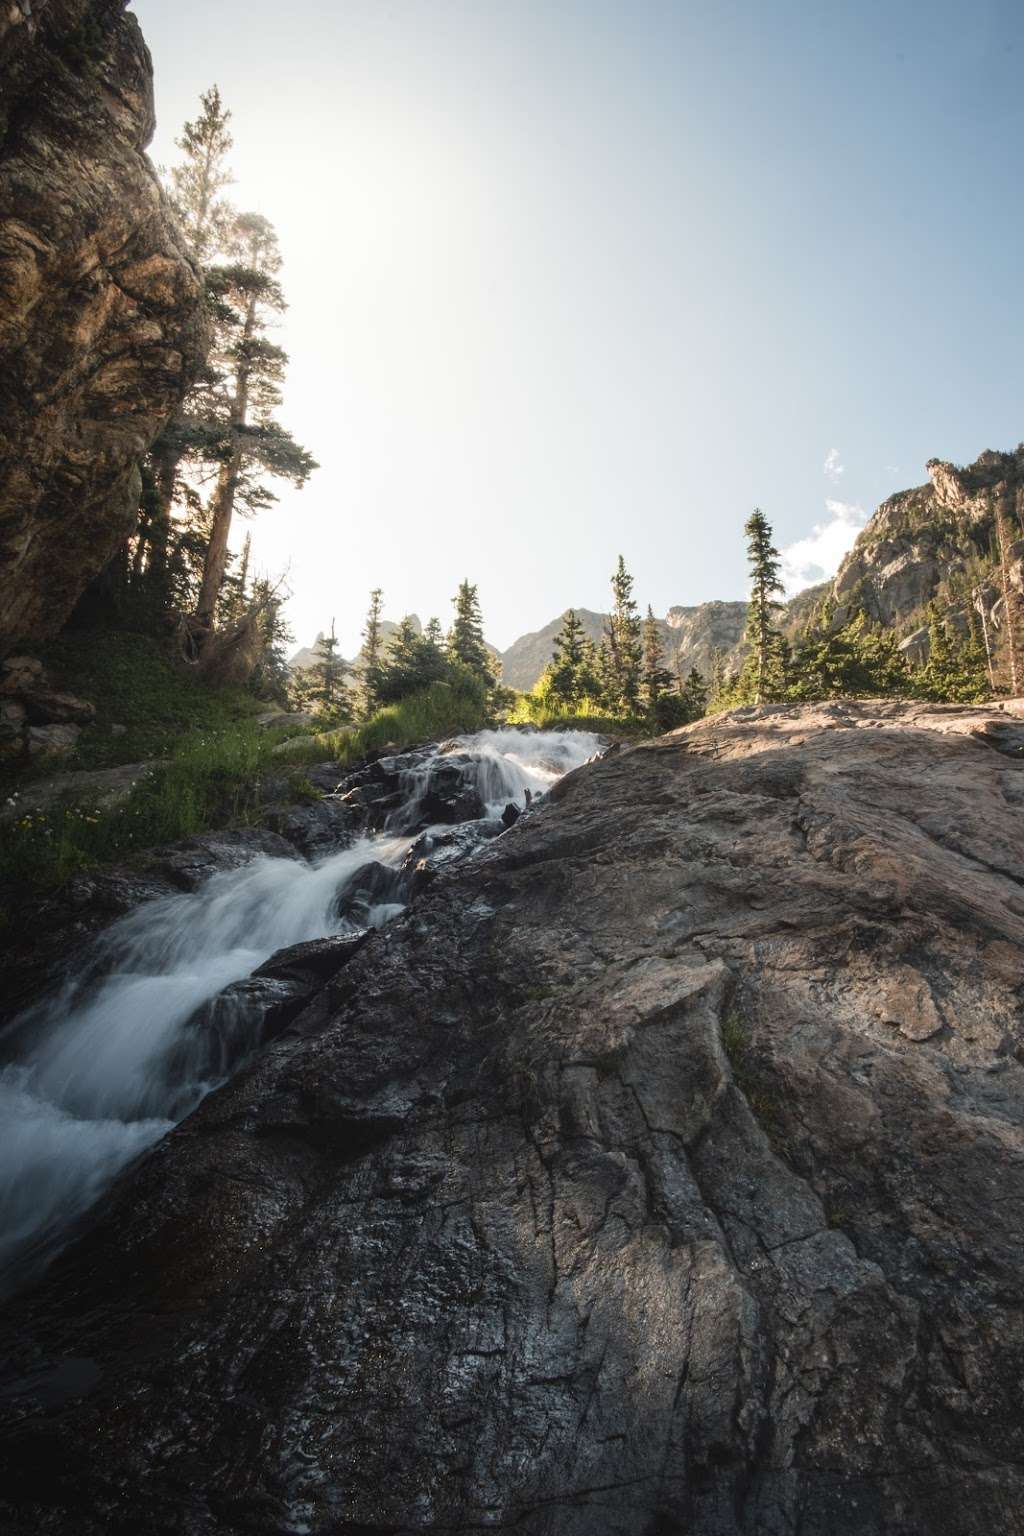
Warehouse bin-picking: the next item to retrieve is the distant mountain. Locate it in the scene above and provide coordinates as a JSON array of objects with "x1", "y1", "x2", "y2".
[{"x1": 498, "y1": 602, "x2": 749, "y2": 692}]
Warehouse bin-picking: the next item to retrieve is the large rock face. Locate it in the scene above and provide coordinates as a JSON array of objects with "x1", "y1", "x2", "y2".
[
  {"x1": 2, "y1": 701, "x2": 1024, "y2": 1533},
  {"x1": 0, "y1": 0, "x2": 207, "y2": 649},
  {"x1": 829, "y1": 446, "x2": 1024, "y2": 639}
]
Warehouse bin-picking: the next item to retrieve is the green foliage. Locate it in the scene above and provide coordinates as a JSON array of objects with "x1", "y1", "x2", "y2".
[
  {"x1": 301, "y1": 673, "x2": 492, "y2": 771},
  {"x1": 0, "y1": 722, "x2": 309, "y2": 893},
  {"x1": 915, "y1": 602, "x2": 991, "y2": 703},
  {"x1": 601, "y1": 555, "x2": 643, "y2": 715},
  {"x1": 358, "y1": 588, "x2": 385, "y2": 718},
  {"x1": 13, "y1": 631, "x2": 263, "y2": 778},
  {"x1": 738, "y1": 508, "x2": 786, "y2": 704},
  {"x1": 376, "y1": 616, "x2": 451, "y2": 703},
  {"x1": 544, "y1": 609, "x2": 602, "y2": 710},
  {"x1": 311, "y1": 621, "x2": 352, "y2": 718},
  {"x1": 448, "y1": 580, "x2": 494, "y2": 684}
]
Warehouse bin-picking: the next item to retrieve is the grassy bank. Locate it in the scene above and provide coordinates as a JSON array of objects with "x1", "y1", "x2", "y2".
[
  {"x1": 1, "y1": 673, "x2": 492, "y2": 895},
  {"x1": 504, "y1": 690, "x2": 643, "y2": 736}
]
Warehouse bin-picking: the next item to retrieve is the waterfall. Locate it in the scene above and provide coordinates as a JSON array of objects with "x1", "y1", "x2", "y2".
[{"x1": 0, "y1": 728, "x2": 602, "y2": 1297}]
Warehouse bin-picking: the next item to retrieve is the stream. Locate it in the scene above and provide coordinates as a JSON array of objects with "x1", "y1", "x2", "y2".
[{"x1": 0, "y1": 728, "x2": 601, "y2": 1298}]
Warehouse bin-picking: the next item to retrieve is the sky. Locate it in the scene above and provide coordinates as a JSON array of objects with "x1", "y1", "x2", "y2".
[{"x1": 133, "y1": 0, "x2": 1024, "y2": 655}]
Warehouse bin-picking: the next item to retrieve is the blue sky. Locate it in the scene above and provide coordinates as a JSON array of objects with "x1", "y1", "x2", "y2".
[{"x1": 133, "y1": 0, "x2": 1024, "y2": 652}]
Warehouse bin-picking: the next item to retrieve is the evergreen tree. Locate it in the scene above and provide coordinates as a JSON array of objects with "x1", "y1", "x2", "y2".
[
  {"x1": 739, "y1": 509, "x2": 785, "y2": 703},
  {"x1": 312, "y1": 620, "x2": 348, "y2": 715},
  {"x1": 169, "y1": 85, "x2": 235, "y2": 262},
  {"x1": 132, "y1": 87, "x2": 237, "y2": 604},
  {"x1": 640, "y1": 606, "x2": 675, "y2": 720},
  {"x1": 917, "y1": 603, "x2": 990, "y2": 703},
  {"x1": 708, "y1": 648, "x2": 730, "y2": 710},
  {"x1": 194, "y1": 213, "x2": 317, "y2": 630},
  {"x1": 359, "y1": 587, "x2": 385, "y2": 718},
  {"x1": 602, "y1": 555, "x2": 643, "y2": 714},
  {"x1": 448, "y1": 580, "x2": 493, "y2": 682},
  {"x1": 680, "y1": 668, "x2": 710, "y2": 721},
  {"x1": 547, "y1": 609, "x2": 589, "y2": 707},
  {"x1": 376, "y1": 616, "x2": 450, "y2": 703}
]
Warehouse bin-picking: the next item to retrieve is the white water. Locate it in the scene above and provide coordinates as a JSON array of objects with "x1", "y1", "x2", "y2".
[{"x1": 0, "y1": 728, "x2": 601, "y2": 1296}]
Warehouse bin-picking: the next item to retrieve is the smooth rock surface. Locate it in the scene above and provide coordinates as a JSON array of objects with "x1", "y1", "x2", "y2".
[{"x1": 2, "y1": 701, "x2": 1024, "y2": 1534}]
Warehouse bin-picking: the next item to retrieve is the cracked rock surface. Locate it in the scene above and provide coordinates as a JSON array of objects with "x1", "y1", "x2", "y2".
[
  {"x1": 0, "y1": 0, "x2": 207, "y2": 646},
  {"x1": 2, "y1": 701, "x2": 1024, "y2": 1534}
]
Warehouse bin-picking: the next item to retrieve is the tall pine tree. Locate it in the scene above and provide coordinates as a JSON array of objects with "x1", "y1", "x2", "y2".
[
  {"x1": 448, "y1": 580, "x2": 493, "y2": 683},
  {"x1": 359, "y1": 587, "x2": 384, "y2": 718},
  {"x1": 739, "y1": 509, "x2": 785, "y2": 704},
  {"x1": 602, "y1": 555, "x2": 643, "y2": 714},
  {"x1": 194, "y1": 213, "x2": 317, "y2": 630}
]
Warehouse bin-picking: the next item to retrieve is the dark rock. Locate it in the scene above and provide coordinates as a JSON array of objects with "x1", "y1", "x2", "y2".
[
  {"x1": 145, "y1": 827, "x2": 300, "y2": 892},
  {"x1": 500, "y1": 800, "x2": 520, "y2": 827},
  {"x1": 263, "y1": 796, "x2": 356, "y2": 859},
  {"x1": 5, "y1": 702, "x2": 1024, "y2": 1532},
  {"x1": 18, "y1": 690, "x2": 95, "y2": 726},
  {"x1": 253, "y1": 932, "x2": 370, "y2": 985},
  {"x1": 333, "y1": 859, "x2": 404, "y2": 926},
  {"x1": 0, "y1": 0, "x2": 208, "y2": 650},
  {"x1": 401, "y1": 819, "x2": 500, "y2": 894}
]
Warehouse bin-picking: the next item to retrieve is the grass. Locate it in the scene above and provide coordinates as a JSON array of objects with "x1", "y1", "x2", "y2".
[
  {"x1": 0, "y1": 672, "x2": 493, "y2": 895},
  {"x1": 18, "y1": 629, "x2": 266, "y2": 777},
  {"x1": 504, "y1": 691, "x2": 642, "y2": 736},
  {"x1": 285, "y1": 678, "x2": 492, "y2": 771}
]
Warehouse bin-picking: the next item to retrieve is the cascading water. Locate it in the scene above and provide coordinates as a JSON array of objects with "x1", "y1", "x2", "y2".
[{"x1": 0, "y1": 727, "x2": 602, "y2": 1298}]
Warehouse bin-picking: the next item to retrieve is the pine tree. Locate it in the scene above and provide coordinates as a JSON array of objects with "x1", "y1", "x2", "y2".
[
  {"x1": 376, "y1": 616, "x2": 450, "y2": 703},
  {"x1": 640, "y1": 606, "x2": 674, "y2": 718},
  {"x1": 680, "y1": 668, "x2": 709, "y2": 721},
  {"x1": 135, "y1": 86, "x2": 237, "y2": 602},
  {"x1": 359, "y1": 587, "x2": 384, "y2": 718},
  {"x1": 602, "y1": 555, "x2": 643, "y2": 714},
  {"x1": 313, "y1": 619, "x2": 348, "y2": 714},
  {"x1": 548, "y1": 609, "x2": 587, "y2": 707},
  {"x1": 194, "y1": 213, "x2": 317, "y2": 629},
  {"x1": 169, "y1": 85, "x2": 235, "y2": 262},
  {"x1": 739, "y1": 509, "x2": 785, "y2": 704},
  {"x1": 448, "y1": 580, "x2": 492, "y2": 682},
  {"x1": 708, "y1": 649, "x2": 730, "y2": 710}
]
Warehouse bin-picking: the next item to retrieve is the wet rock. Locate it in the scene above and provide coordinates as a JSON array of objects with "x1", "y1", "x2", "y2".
[
  {"x1": 333, "y1": 859, "x2": 404, "y2": 926},
  {"x1": 147, "y1": 828, "x2": 300, "y2": 892},
  {"x1": 253, "y1": 932, "x2": 370, "y2": 986},
  {"x1": 401, "y1": 819, "x2": 500, "y2": 893},
  {"x1": 5, "y1": 702, "x2": 1024, "y2": 1533},
  {"x1": 264, "y1": 796, "x2": 356, "y2": 859}
]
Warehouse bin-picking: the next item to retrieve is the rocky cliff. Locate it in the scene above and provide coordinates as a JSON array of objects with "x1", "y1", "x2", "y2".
[
  {"x1": 2, "y1": 700, "x2": 1024, "y2": 1534},
  {"x1": 0, "y1": 0, "x2": 207, "y2": 650},
  {"x1": 827, "y1": 446, "x2": 1024, "y2": 656}
]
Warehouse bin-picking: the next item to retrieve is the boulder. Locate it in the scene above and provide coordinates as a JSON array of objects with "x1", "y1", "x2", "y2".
[
  {"x1": 18, "y1": 689, "x2": 95, "y2": 725},
  {"x1": 24, "y1": 722, "x2": 79, "y2": 757},
  {"x1": 5, "y1": 702, "x2": 1024, "y2": 1532}
]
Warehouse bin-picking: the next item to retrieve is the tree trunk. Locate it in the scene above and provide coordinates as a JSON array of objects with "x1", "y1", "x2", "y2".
[
  {"x1": 146, "y1": 434, "x2": 181, "y2": 582},
  {"x1": 194, "y1": 291, "x2": 256, "y2": 631},
  {"x1": 995, "y1": 500, "x2": 1021, "y2": 694}
]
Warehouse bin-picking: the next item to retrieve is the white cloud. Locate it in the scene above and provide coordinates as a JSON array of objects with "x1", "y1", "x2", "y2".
[
  {"x1": 823, "y1": 447, "x2": 845, "y2": 482},
  {"x1": 781, "y1": 499, "x2": 867, "y2": 596}
]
